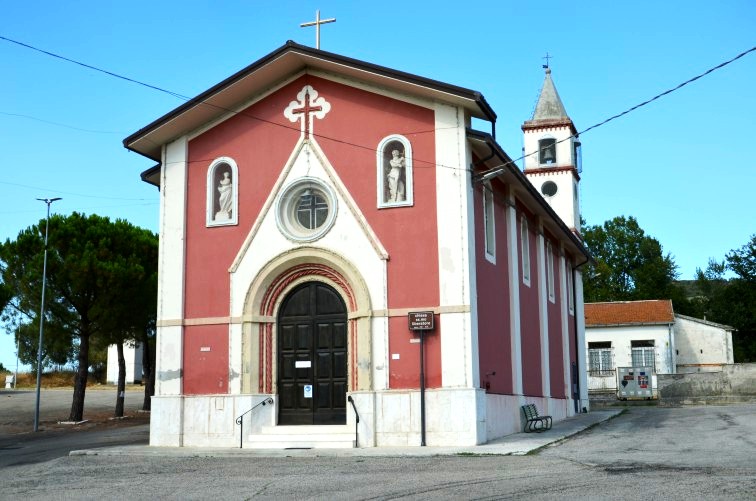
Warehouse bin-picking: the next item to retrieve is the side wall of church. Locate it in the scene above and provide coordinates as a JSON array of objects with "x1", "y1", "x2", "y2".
[
  {"x1": 470, "y1": 180, "x2": 581, "y2": 438},
  {"x1": 517, "y1": 205, "x2": 542, "y2": 396},
  {"x1": 545, "y1": 231, "x2": 566, "y2": 398},
  {"x1": 473, "y1": 179, "x2": 513, "y2": 395}
]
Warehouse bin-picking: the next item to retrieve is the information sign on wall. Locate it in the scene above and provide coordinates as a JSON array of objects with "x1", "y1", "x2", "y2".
[{"x1": 408, "y1": 311, "x2": 435, "y2": 331}]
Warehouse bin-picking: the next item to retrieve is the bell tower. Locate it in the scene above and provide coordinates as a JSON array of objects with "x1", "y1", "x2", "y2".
[{"x1": 522, "y1": 64, "x2": 582, "y2": 235}]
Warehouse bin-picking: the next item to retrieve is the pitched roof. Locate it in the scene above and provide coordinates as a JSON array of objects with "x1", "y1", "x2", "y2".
[
  {"x1": 531, "y1": 68, "x2": 568, "y2": 120},
  {"x1": 675, "y1": 313, "x2": 734, "y2": 331},
  {"x1": 585, "y1": 300, "x2": 675, "y2": 327},
  {"x1": 124, "y1": 40, "x2": 496, "y2": 162},
  {"x1": 521, "y1": 67, "x2": 576, "y2": 134}
]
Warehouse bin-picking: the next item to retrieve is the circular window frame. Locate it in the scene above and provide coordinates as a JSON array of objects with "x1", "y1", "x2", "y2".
[
  {"x1": 275, "y1": 177, "x2": 338, "y2": 243},
  {"x1": 541, "y1": 181, "x2": 558, "y2": 197}
]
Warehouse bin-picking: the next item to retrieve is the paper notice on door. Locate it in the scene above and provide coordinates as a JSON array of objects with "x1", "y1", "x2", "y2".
[
  {"x1": 304, "y1": 385, "x2": 313, "y2": 398},
  {"x1": 295, "y1": 360, "x2": 312, "y2": 368}
]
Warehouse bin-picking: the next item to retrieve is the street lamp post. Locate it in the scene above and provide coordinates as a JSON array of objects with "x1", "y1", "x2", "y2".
[{"x1": 33, "y1": 197, "x2": 61, "y2": 432}]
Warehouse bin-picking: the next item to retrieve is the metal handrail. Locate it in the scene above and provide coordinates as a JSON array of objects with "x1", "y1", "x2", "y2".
[
  {"x1": 347, "y1": 395, "x2": 359, "y2": 448},
  {"x1": 235, "y1": 397, "x2": 273, "y2": 448}
]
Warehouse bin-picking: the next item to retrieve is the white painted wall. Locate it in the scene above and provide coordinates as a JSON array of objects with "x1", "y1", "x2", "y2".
[
  {"x1": 106, "y1": 343, "x2": 143, "y2": 384},
  {"x1": 523, "y1": 125, "x2": 580, "y2": 231},
  {"x1": 149, "y1": 137, "x2": 189, "y2": 447},
  {"x1": 434, "y1": 102, "x2": 477, "y2": 389},
  {"x1": 674, "y1": 314, "x2": 734, "y2": 373},
  {"x1": 585, "y1": 323, "x2": 674, "y2": 392},
  {"x1": 523, "y1": 130, "x2": 576, "y2": 172},
  {"x1": 574, "y1": 270, "x2": 589, "y2": 410}
]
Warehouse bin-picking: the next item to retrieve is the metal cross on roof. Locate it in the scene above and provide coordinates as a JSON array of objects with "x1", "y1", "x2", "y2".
[
  {"x1": 300, "y1": 10, "x2": 336, "y2": 50},
  {"x1": 542, "y1": 52, "x2": 552, "y2": 69}
]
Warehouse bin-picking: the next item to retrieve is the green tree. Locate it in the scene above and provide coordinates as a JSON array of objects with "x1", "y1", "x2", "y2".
[
  {"x1": 0, "y1": 213, "x2": 157, "y2": 421},
  {"x1": 695, "y1": 235, "x2": 756, "y2": 362},
  {"x1": 583, "y1": 216, "x2": 684, "y2": 305},
  {"x1": 14, "y1": 321, "x2": 73, "y2": 372},
  {"x1": 94, "y1": 225, "x2": 158, "y2": 416}
]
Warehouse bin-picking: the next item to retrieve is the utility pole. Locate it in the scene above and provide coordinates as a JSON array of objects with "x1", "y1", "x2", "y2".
[{"x1": 33, "y1": 197, "x2": 61, "y2": 432}]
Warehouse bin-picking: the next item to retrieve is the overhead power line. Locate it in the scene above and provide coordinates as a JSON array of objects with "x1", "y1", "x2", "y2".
[
  {"x1": 476, "y1": 45, "x2": 756, "y2": 180},
  {"x1": 578, "y1": 45, "x2": 756, "y2": 137},
  {"x1": 0, "y1": 35, "x2": 190, "y2": 101},
  {"x1": 0, "y1": 111, "x2": 125, "y2": 134},
  {"x1": 2, "y1": 35, "x2": 753, "y2": 179}
]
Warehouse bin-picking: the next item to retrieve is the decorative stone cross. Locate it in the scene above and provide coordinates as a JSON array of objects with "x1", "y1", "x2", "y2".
[
  {"x1": 300, "y1": 10, "x2": 336, "y2": 50},
  {"x1": 284, "y1": 85, "x2": 331, "y2": 139}
]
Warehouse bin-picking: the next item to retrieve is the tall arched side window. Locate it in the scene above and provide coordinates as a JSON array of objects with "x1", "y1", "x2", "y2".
[
  {"x1": 376, "y1": 135, "x2": 413, "y2": 208},
  {"x1": 483, "y1": 182, "x2": 495, "y2": 263},
  {"x1": 521, "y1": 216, "x2": 531, "y2": 286},
  {"x1": 206, "y1": 157, "x2": 239, "y2": 227},
  {"x1": 546, "y1": 241, "x2": 555, "y2": 302}
]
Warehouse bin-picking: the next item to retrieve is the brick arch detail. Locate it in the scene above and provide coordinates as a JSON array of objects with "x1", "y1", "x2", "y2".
[{"x1": 258, "y1": 263, "x2": 359, "y2": 393}]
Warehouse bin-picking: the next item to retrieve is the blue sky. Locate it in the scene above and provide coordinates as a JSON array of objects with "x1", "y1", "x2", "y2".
[{"x1": 1, "y1": 1, "x2": 754, "y2": 369}]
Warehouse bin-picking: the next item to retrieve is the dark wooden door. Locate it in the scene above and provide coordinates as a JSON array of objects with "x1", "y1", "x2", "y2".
[{"x1": 277, "y1": 282, "x2": 347, "y2": 425}]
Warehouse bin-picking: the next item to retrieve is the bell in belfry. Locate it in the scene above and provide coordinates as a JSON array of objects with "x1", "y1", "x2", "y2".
[{"x1": 542, "y1": 147, "x2": 555, "y2": 163}]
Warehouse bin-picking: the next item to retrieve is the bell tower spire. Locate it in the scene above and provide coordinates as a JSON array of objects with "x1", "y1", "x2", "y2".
[{"x1": 522, "y1": 62, "x2": 582, "y2": 235}]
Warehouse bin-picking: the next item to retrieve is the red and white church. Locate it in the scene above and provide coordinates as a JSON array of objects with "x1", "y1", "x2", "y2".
[{"x1": 125, "y1": 41, "x2": 590, "y2": 448}]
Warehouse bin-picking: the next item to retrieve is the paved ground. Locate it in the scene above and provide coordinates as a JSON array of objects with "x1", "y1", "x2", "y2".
[
  {"x1": 1, "y1": 395, "x2": 754, "y2": 500},
  {"x1": 0, "y1": 388, "x2": 149, "y2": 466}
]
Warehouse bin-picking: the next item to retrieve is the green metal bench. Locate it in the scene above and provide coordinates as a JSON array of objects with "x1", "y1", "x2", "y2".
[{"x1": 521, "y1": 403, "x2": 552, "y2": 433}]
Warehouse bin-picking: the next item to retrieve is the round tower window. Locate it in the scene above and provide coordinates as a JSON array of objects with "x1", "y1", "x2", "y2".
[{"x1": 541, "y1": 181, "x2": 558, "y2": 197}]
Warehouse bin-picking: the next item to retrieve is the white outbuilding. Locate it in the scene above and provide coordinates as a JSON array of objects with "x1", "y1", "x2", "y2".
[{"x1": 584, "y1": 300, "x2": 734, "y2": 393}]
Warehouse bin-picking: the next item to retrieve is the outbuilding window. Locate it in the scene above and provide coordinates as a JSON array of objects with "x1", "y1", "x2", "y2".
[
  {"x1": 588, "y1": 342, "x2": 613, "y2": 376},
  {"x1": 631, "y1": 340, "x2": 656, "y2": 370}
]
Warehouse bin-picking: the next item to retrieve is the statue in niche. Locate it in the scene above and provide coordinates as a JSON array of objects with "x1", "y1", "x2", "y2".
[
  {"x1": 384, "y1": 145, "x2": 406, "y2": 203},
  {"x1": 215, "y1": 170, "x2": 233, "y2": 221}
]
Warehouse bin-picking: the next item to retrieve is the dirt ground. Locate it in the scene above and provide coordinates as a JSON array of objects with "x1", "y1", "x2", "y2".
[{"x1": 0, "y1": 386, "x2": 149, "y2": 435}]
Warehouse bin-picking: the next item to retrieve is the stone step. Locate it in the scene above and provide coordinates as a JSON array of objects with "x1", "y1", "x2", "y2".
[
  {"x1": 248, "y1": 439, "x2": 355, "y2": 449},
  {"x1": 259, "y1": 424, "x2": 352, "y2": 435},
  {"x1": 248, "y1": 425, "x2": 355, "y2": 449}
]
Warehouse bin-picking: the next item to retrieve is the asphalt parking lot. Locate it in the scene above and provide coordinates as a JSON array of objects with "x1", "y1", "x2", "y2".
[
  {"x1": 1, "y1": 394, "x2": 754, "y2": 500},
  {"x1": 0, "y1": 388, "x2": 148, "y2": 467}
]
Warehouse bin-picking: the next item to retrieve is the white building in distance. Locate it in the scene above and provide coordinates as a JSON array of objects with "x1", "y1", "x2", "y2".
[{"x1": 584, "y1": 300, "x2": 734, "y2": 393}]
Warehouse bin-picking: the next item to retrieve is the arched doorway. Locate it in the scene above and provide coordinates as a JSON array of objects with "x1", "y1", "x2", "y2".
[{"x1": 277, "y1": 281, "x2": 348, "y2": 425}]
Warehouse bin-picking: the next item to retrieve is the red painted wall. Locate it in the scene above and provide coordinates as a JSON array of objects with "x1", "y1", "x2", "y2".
[
  {"x1": 388, "y1": 315, "x2": 442, "y2": 388},
  {"x1": 473, "y1": 181, "x2": 513, "y2": 394},
  {"x1": 181, "y1": 75, "x2": 441, "y2": 393},
  {"x1": 545, "y1": 233, "x2": 565, "y2": 398},
  {"x1": 183, "y1": 325, "x2": 229, "y2": 394},
  {"x1": 518, "y1": 208, "x2": 542, "y2": 396}
]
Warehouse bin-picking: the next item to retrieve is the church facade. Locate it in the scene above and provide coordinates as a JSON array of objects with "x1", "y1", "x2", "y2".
[{"x1": 125, "y1": 42, "x2": 590, "y2": 448}]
